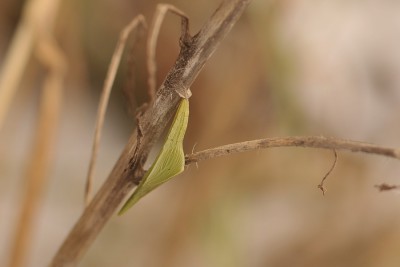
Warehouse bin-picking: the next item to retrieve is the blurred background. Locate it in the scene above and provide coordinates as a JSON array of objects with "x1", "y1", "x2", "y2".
[{"x1": 1, "y1": 0, "x2": 400, "y2": 266}]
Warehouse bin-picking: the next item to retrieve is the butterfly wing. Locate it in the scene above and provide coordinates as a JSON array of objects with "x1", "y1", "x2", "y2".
[{"x1": 118, "y1": 99, "x2": 189, "y2": 215}]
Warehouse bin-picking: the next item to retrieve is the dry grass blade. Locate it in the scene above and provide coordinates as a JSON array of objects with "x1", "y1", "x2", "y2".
[
  {"x1": 0, "y1": 0, "x2": 61, "y2": 131},
  {"x1": 84, "y1": 16, "x2": 146, "y2": 206},
  {"x1": 7, "y1": 34, "x2": 66, "y2": 267},
  {"x1": 146, "y1": 4, "x2": 188, "y2": 101}
]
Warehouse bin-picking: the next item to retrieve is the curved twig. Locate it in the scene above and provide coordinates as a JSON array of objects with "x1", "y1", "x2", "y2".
[
  {"x1": 317, "y1": 149, "x2": 338, "y2": 195},
  {"x1": 185, "y1": 136, "x2": 400, "y2": 164}
]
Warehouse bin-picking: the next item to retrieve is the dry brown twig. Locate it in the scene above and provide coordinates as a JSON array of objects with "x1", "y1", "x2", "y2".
[
  {"x1": 185, "y1": 136, "x2": 400, "y2": 164},
  {"x1": 317, "y1": 149, "x2": 338, "y2": 195},
  {"x1": 185, "y1": 136, "x2": 400, "y2": 195},
  {"x1": 375, "y1": 183, "x2": 400, "y2": 192}
]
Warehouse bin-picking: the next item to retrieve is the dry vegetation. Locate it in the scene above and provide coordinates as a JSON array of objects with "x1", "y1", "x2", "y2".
[{"x1": 1, "y1": 0, "x2": 400, "y2": 267}]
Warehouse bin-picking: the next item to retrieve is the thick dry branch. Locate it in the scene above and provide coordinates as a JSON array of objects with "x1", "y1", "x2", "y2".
[
  {"x1": 49, "y1": 0, "x2": 251, "y2": 266},
  {"x1": 185, "y1": 136, "x2": 400, "y2": 164}
]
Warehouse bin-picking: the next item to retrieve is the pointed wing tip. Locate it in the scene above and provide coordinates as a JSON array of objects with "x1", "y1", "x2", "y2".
[
  {"x1": 117, "y1": 198, "x2": 135, "y2": 216},
  {"x1": 117, "y1": 193, "x2": 142, "y2": 216},
  {"x1": 117, "y1": 206, "x2": 128, "y2": 216}
]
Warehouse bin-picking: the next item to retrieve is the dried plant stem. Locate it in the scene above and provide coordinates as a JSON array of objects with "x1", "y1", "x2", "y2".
[
  {"x1": 0, "y1": 0, "x2": 61, "y2": 131},
  {"x1": 49, "y1": 1, "x2": 251, "y2": 266},
  {"x1": 8, "y1": 34, "x2": 66, "y2": 267},
  {"x1": 185, "y1": 136, "x2": 400, "y2": 164},
  {"x1": 84, "y1": 16, "x2": 146, "y2": 206},
  {"x1": 1, "y1": 0, "x2": 63, "y2": 266}
]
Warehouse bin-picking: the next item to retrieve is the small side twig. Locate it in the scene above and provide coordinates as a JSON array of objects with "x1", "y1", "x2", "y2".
[
  {"x1": 317, "y1": 149, "x2": 338, "y2": 195},
  {"x1": 185, "y1": 136, "x2": 399, "y2": 194},
  {"x1": 84, "y1": 16, "x2": 146, "y2": 206},
  {"x1": 185, "y1": 136, "x2": 400, "y2": 165}
]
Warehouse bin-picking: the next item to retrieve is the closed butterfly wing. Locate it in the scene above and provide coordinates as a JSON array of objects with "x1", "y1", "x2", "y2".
[{"x1": 118, "y1": 99, "x2": 189, "y2": 215}]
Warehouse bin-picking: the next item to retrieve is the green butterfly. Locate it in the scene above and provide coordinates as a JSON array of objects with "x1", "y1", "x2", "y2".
[{"x1": 118, "y1": 98, "x2": 189, "y2": 215}]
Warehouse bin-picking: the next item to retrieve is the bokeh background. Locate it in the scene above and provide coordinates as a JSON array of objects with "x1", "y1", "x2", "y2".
[{"x1": 1, "y1": 0, "x2": 400, "y2": 266}]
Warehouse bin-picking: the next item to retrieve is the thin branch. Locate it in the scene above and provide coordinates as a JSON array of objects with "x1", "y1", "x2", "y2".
[
  {"x1": 84, "y1": 16, "x2": 146, "y2": 206},
  {"x1": 49, "y1": 1, "x2": 251, "y2": 266},
  {"x1": 185, "y1": 136, "x2": 400, "y2": 165}
]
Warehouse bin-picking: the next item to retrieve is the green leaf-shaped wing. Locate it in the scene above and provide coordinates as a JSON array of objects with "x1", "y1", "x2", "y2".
[{"x1": 118, "y1": 98, "x2": 189, "y2": 215}]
